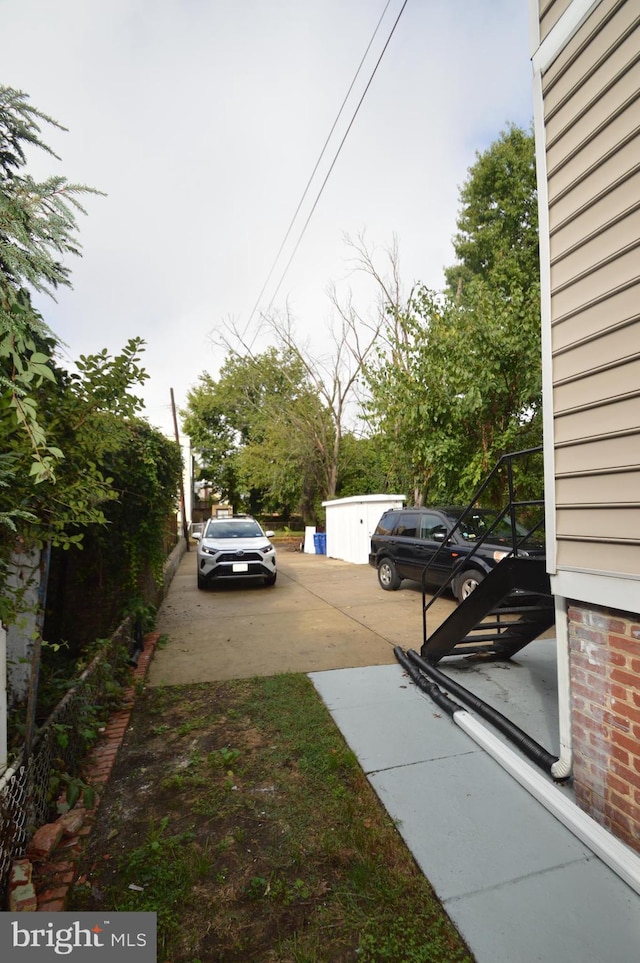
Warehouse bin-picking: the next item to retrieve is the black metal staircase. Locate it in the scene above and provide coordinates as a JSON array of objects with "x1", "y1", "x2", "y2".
[
  {"x1": 420, "y1": 556, "x2": 554, "y2": 663},
  {"x1": 420, "y1": 447, "x2": 555, "y2": 665}
]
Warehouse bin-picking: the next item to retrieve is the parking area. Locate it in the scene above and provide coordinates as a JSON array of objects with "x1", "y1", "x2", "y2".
[{"x1": 148, "y1": 547, "x2": 457, "y2": 686}]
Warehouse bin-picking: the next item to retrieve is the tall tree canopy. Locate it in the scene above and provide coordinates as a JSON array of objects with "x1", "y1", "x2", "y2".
[
  {"x1": 0, "y1": 87, "x2": 182, "y2": 630},
  {"x1": 364, "y1": 125, "x2": 542, "y2": 506},
  {"x1": 445, "y1": 124, "x2": 538, "y2": 297},
  {"x1": 0, "y1": 86, "x2": 99, "y2": 484},
  {"x1": 183, "y1": 348, "x2": 331, "y2": 522},
  {"x1": 187, "y1": 289, "x2": 383, "y2": 522}
]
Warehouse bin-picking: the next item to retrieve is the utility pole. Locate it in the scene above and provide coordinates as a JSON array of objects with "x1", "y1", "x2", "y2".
[{"x1": 170, "y1": 388, "x2": 190, "y2": 551}]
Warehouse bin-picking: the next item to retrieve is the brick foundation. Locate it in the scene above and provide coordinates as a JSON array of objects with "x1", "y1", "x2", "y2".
[{"x1": 568, "y1": 603, "x2": 640, "y2": 853}]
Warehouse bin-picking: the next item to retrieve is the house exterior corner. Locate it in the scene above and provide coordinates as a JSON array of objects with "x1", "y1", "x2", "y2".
[{"x1": 531, "y1": 0, "x2": 640, "y2": 851}]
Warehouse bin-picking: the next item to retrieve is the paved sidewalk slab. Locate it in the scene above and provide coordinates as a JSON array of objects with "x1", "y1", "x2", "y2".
[{"x1": 310, "y1": 663, "x2": 640, "y2": 963}]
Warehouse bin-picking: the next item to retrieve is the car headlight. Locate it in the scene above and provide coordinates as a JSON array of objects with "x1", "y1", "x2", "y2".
[
  {"x1": 201, "y1": 546, "x2": 218, "y2": 556},
  {"x1": 493, "y1": 550, "x2": 509, "y2": 561},
  {"x1": 263, "y1": 543, "x2": 274, "y2": 554}
]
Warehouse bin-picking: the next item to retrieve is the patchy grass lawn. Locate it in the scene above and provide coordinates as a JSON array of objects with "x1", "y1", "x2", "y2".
[{"x1": 70, "y1": 674, "x2": 473, "y2": 963}]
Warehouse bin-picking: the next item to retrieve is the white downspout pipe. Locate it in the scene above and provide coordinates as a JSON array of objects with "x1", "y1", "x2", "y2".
[{"x1": 551, "y1": 596, "x2": 572, "y2": 779}]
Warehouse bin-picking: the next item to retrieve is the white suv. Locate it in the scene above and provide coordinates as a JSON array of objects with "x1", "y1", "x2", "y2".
[{"x1": 195, "y1": 516, "x2": 277, "y2": 589}]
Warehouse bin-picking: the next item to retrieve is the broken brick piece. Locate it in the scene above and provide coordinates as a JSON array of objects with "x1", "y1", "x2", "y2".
[{"x1": 27, "y1": 822, "x2": 65, "y2": 860}]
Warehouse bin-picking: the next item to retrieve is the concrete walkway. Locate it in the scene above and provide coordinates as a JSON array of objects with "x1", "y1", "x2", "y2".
[
  {"x1": 149, "y1": 547, "x2": 456, "y2": 685},
  {"x1": 152, "y1": 547, "x2": 640, "y2": 961},
  {"x1": 311, "y1": 662, "x2": 640, "y2": 963}
]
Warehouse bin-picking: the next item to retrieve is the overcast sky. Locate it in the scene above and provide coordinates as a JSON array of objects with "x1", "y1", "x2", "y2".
[{"x1": 3, "y1": 0, "x2": 534, "y2": 438}]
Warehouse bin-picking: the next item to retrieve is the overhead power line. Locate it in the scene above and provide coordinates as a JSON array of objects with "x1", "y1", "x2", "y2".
[{"x1": 243, "y1": 0, "x2": 410, "y2": 343}]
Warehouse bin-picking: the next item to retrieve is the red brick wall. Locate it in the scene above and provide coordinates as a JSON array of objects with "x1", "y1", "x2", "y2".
[{"x1": 568, "y1": 603, "x2": 640, "y2": 854}]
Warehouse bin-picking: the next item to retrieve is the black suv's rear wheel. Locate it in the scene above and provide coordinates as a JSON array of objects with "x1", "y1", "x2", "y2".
[
  {"x1": 454, "y1": 568, "x2": 484, "y2": 603},
  {"x1": 378, "y1": 558, "x2": 401, "y2": 591}
]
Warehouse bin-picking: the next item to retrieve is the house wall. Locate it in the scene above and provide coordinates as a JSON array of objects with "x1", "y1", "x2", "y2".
[
  {"x1": 568, "y1": 602, "x2": 640, "y2": 853},
  {"x1": 542, "y1": 0, "x2": 640, "y2": 581},
  {"x1": 540, "y1": 0, "x2": 576, "y2": 39},
  {"x1": 532, "y1": 0, "x2": 640, "y2": 846}
]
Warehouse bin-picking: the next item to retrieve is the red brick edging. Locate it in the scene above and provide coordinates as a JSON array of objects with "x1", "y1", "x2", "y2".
[{"x1": 7, "y1": 632, "x2": 160, "y2": 912}]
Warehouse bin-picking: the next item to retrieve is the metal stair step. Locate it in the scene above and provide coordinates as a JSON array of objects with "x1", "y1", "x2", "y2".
[
  {"x1": 473, "y1": 617, "x2": 542, "y2": 631},
  {"x1": 493, "y1": 603, "x2": 552, "y2": 616},
  {"x1": 468, "y1": 622, "x2": 512, "y2": 631},
  {"x1": 460, "y1": 632, "x2": 506, "y2": 644}
]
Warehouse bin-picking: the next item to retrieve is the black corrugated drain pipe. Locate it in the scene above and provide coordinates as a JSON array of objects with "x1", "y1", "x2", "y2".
[
  {"x1": 393, "y1": 646, "x2": 561, "y2": 777},
  {"x1": 394, "y1": 647, "x2": 461, "y2": 719}
]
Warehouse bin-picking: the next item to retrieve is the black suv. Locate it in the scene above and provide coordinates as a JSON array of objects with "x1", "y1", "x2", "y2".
[{"x1": 369, "y1": 506, "x2": 544, "y2": 602}]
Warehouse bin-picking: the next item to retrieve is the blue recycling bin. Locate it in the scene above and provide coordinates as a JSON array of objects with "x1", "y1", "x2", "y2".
[{"x1": 313, "y1": 532, "x2": 326, "y2": 555}]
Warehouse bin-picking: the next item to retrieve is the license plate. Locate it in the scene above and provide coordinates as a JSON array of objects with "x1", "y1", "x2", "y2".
[{"x1": 232, "y1": 563, "x2": 249, "y2": 573}]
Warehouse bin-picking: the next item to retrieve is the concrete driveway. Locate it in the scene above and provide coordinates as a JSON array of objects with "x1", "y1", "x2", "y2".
[{"x1": 148, "y1": 547, "x2": 457, "y2": 686}]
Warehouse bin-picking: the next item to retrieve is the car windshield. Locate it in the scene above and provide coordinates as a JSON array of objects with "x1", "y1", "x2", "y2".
[
  {"x1": 204, "y1": 519, "x2": 264, "y2": 539},
  {"x1": 446, "y1": 510, "x2": 529, "y2": 543}
]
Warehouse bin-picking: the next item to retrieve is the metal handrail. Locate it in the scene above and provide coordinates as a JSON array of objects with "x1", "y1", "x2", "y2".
[{"x1": 421, "y1": 447, "x2": 544, "y2": 647}]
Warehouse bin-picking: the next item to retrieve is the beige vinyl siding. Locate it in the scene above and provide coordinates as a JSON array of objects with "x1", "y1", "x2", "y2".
[
  {"x1": 550, "y1": 282, "x2": 638, "y2": 350},
  {"x1": 555, "y1": 539, "x2": 640, "y2": 571},
  {"x1": 556, "y1": 468, "x2": 640, "y2": 503},
  {"x1": 557, "y1": 506, "x2": 640, "y2": 539},
  {"x1": 550, "y1": 170, "x2": 640, "y2": 283},
  {"x1": 551, "y1": 206, "x2": 640, "y2": 288},
  {"x1": 554, "y1": 432, "x2": 639, "y2": 474},
  {"x1": 542, "y1": 0, "x2": 639, "y2": 108},
  {"x1": 548, "y1": 136, "x2": 640, "y2": 228},
  {"x1": 550, "y1": 248, "x2": 639, "y2": 320},
  {"x1": 554, "y1": 356, "x2": 640, "y2": 412},
  {"x1": 553, "y1": 319, "x2": 640, "y2": 380},
  {"x1": 554, "y1": 393, "x2": 640, "y2": 442},
  {"x1": 541, "y1": 0, "x2": 640, "y2": 577},
  {"x1": 540, "y1": 0, "x2": 575, "y2": 41}
]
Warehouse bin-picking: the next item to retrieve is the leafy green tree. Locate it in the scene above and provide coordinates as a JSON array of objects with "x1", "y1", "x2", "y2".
[
  {"x1": 0, "y1": 336, "x2": 183, "y2": 628},
  {"x1": 0, "y1": 88, "x2": 182, "y2": 638},
  {"x1": 335, "y1": 433, "x2": 390, "y2": 498},
  {"x1": 2, "y1": 338, "x2": 148, "y2": 548},
  {"x1": 266, "y1": 304, "x2": 383, "y2": 502},
  {"x1": 364, "y1": 125, "x2": 542, "y2": 506},
  {"x1": 44, "y1": 413, "x2": 183, "y2": 650},
  {"x1": 209, "y1": 266, "x2": 385, "y2": 513},
  {"x1": 445, "y1": 124, "x2": 538, "y2": 297},
  {"x1": 180, "y1": 371, "x2": 240, "y2": 506},
  {"x1": 0, "y1": 86, "x2": 100, "y2": 484},
  {"x1": 366, "y1": 285, "x2": 541, "y2": 504},
  {"x1": 183, "y1": 348, "x2": 330, "y2": 521}
]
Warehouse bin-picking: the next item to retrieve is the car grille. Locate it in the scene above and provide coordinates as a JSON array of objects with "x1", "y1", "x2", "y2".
[
  {"x1": 218, "y1": 551, "x2": 263, "y2": 562},
  {"x1": 216, "y1": 564, "x2": 267, "y2": 577}
]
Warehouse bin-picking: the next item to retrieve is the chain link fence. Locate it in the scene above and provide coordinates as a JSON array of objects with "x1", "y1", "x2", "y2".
[{"x1": 0, "y1": 618, "x2": 133, "y2": 903}]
